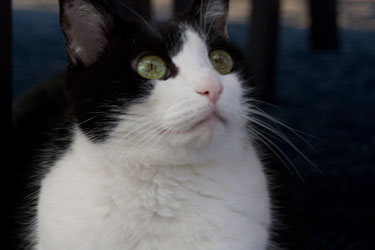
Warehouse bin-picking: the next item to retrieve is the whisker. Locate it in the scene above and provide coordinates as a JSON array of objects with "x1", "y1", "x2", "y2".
[
  {"x1": 107, "y1": 121, "x2": 163, "y2": 161},
  {"x1": 250, "y1": 106, "x2": 323, "y2": 142},
  {"x1": 220, "y1": 102, "x2": 319, "y2": 178},
  {"x1": 203, "y1": 0, "x2": 213, "y2": 33},
  {"x1": 227, "y1": 102, "x2": 318, "y2": 152},
  {"x1": 116, "y1": 115, "x2": 161, "y2": 141},
  {"x1": 247, "y1": 127, "x2": 291, "y2": 172},
  {"x1": 249, "y1": 99, "x2": 287, "y2": 114},
  {"x1": 77, "y1": 116, "x2": 97, "y2": 126},
  {"x1": 127, "y1": 126, "x2": 165, "y2": 159},
  {"x1": 249, "y1": 126, "x2": 306, "y2": 183},
  {"x1": 109, "y1": 0, "x2": 162, "y2": 39},
  {"x1": 199, "y1": 0, "x2": 204, "y2": 30},
  {"x1": 249, "y1": 117, "x2": 321, "y2": 174},
  {"x1": 138, "y1": 127, "x2": 166, "y2": 160}
]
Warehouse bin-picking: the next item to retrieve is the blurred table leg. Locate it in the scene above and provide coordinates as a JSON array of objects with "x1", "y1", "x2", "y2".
[
  {"x1": 0, "y1": 1, "x2": 11, "y2": 95},
  {"x1": 128, "y1": 0, "x2": 152, "y2": 20},
  {"x1": 1, "y1": 1, "x2": 12, "y2": 248},
  {"x1": 309, "y1": 0, "x2": 339, "y2": 50},
  {"x1": 174, "y1": 0, "x2": 192, "y2": 16},
  {"x1": 249, "y1": 0, "x2": 280, "y2": 102}
]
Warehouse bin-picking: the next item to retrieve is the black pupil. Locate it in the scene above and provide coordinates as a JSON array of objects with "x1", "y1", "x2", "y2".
[
  {"x1": 149, "y1": 63, "x2": 155, "y2": 72},
  {"x1": 215, "y1": 56, "x2": 225, "y2": 65}
]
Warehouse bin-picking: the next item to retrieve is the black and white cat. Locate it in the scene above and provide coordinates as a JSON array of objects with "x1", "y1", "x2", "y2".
[{"x1": 24, "y1": 0, "x2": 274, "y2": 249}]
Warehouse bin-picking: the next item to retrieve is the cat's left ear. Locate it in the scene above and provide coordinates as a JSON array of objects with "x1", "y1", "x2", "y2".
[
  {"x1": 59, "y1": 0, "x2": 114, "y2": 66},
  {"x1": 185, "y1": 0, "x2": 229, "y2": 36}
]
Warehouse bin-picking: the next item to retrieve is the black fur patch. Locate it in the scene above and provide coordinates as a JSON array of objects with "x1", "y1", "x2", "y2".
[
  {"x1": 65, "y1": 17, "x2": 185, "y2": 142},
  {"x1": 60, "y1": 0, "x2": 251, "y2": 143}
]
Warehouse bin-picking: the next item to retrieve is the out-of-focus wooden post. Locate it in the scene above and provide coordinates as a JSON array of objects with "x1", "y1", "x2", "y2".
[
  {"x1": 0, "y1": 1, "x2": 11, "y2": 99},
  {"x1": 174, "y1": 0, "x2": 192, "y2": 15},
  {"x1": 249, "y1": 0, "x2": 280, "y2": 102},
  {"x1": 309, "y1": 0, "x2": 339, "y2": 50},
  {"x1": 1, "y1": 0, "x2": 12, "y2": 248},
  {"x1": 129, "y1": 0, "x2": 152, "y2": 20}
]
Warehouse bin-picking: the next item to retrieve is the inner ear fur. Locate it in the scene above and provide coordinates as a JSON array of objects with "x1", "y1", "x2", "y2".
[{"x1": 59, "y1": 0, "x2": 113, "y2": 66}]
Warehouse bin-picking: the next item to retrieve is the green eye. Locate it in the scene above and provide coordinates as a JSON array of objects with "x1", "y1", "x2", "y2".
[
  {"x1": 136, "y1": 55, "x2": 167, "y2": 80},
  {"x1": 209, "y1": 50, "x2": 233, "y2": 75}
]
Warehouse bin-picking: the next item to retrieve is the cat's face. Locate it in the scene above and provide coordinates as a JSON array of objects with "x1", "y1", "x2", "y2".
[{"x1": 60, "y1": 0, "x2": 253, "y2": 164}]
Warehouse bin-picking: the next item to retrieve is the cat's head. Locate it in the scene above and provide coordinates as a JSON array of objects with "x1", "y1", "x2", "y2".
[{"x1": 59, "y1": 0, "x2": 253, "y2": 164}]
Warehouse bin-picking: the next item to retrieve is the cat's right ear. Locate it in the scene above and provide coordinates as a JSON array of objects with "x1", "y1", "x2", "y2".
[{"x1": 59, "y1": 0, "x2": 113, "y2": 66}]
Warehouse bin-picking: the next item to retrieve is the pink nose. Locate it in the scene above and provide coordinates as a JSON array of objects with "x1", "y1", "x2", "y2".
[{"x1": 195, "y1": 78, "x2": 223, "y2": 103}]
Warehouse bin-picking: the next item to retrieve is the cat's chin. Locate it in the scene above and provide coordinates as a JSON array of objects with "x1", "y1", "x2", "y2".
[
  {"x1": 168, "y1": 112, "x2": 226, "y2": 136},
  {"x1": 165, "y1": 114, "x2": 226, "y2": 145},
  {"x1": 185, "y1": 112, "x2": 226, "y2": 134},
  {"x1": 146, "y1": 120, "x2": 243, "y2": 166}
]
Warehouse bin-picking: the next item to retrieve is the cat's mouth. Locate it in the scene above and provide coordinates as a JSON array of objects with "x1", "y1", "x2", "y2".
[
  {"x1": 159, "y1": 109, "x2": 227, "y2": 136},
  {"x1": 184, "y1": 110, "x2": 227, "y2": 133}
]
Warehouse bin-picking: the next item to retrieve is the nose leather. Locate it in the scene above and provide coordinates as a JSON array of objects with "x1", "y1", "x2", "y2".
[{"x1": 195, "y1": 78, "x2": 223, "y2": 103}]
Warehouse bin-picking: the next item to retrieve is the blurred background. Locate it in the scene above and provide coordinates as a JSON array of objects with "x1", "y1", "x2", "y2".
[{"x1": 12, "y1": 0, "x2": 375, "y2": 249}]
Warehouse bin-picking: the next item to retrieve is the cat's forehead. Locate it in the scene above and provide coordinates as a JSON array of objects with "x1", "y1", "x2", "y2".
[
  {"x1": 114, "y1": 17, "x2": 231, "y2": 63},
  {"x1": 170, "y1": 28, "x2": 211, "y2": 67},
  {"x1": 156, "y1": 22, "x2": 187, "y2": 57},
  {"x1": 149, "y1": 20, "x2": 215, "y2": 55},
  {"x1": 160, "y1": 24, "x2": 208, "y2": 57}
]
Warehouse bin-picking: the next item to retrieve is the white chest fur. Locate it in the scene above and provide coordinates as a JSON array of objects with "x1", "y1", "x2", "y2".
[{"x1": 35, "y1": 131, "x2": 271, "y2": 250}]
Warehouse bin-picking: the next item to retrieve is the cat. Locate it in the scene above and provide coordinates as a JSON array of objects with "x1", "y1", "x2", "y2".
[{"x1": 15, "y1": 0, "x2": 276, "y2": 249}]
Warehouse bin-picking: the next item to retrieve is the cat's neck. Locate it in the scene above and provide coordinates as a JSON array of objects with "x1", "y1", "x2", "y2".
[{"x1": 66, "y1": 126, "x2": 252, "y2": 176}]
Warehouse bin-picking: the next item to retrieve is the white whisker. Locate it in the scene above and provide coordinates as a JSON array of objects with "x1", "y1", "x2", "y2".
[
  {"x1": 251, "y1": 106, "x2": 323, "y2": 143},
  {"x1": 114, "y1": 1, "x2": 161, "y2": 39},
  {"x1": 220, "y1": 101, "x2": 320, "y2": 178},
  {"x1": 203, "y1": 0, "x2": 212, "y2": 33},
  {"x1": 249, "y1": 126, "x2": 306, "y2": 183},
  {"x1": 249, "y1": 117, "x2": 321, "y2": 174}
]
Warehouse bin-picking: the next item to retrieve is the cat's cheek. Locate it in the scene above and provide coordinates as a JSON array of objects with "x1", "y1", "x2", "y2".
[{"x1": 221, "y1": 74, "x2": 244, "y2": 97}]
